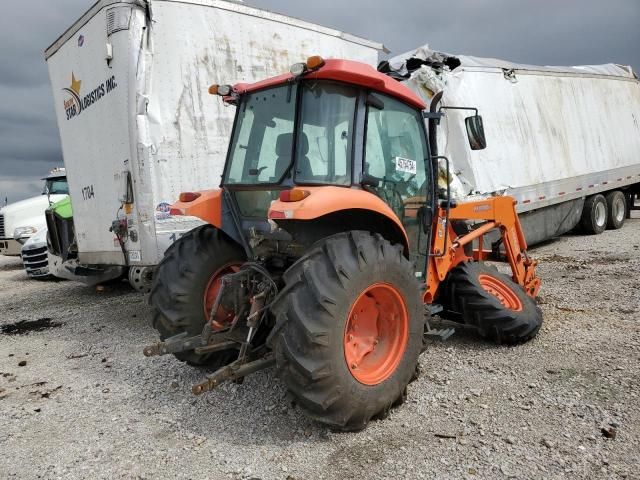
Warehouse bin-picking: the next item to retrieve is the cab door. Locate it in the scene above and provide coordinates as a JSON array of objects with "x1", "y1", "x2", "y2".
[{"x1": 363, "y1": 93, "x2": 432, "y2": 277}]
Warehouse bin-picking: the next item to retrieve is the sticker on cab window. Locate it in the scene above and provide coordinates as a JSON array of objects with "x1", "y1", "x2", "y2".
[{"x1": 394, "y1": 156, "x2": 417, "y2": 175}]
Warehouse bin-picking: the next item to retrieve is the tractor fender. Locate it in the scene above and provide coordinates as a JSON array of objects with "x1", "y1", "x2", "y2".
[
  {"x1": 268, "y1": 186, "x2": 409, "y2": 254},
  {"x1": 169, "y1": 189, "x2": 247, "y2": 252},
  {"x1": 169, "y1": 190, "x2": 223, "y2": 228}
]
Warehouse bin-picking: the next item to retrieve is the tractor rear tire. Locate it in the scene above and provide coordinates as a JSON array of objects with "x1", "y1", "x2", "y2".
[
  {"x1": 270, "y1": 231, "x2": 423, "y2": 431},
  {"x1": 580, "y1": 194, "x2": 608, "y2": 234},
  {"x1": 605, "y1": 190, "x2": 626, "y2": 230},
  {"x1": 444, "y1": 262, "x2": 542, "y2": 345},
  {"x1": 149, "y1": 225, "x2": 245, "y2": 366}
]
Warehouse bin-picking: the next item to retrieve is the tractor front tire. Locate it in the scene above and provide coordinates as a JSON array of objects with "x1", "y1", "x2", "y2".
[
  {"x1": 270, "y1": 231, "x2": 423, "y2": 431},
  {"x1": 149, "y1": 225, "x2": 245, "y2": 366},
  {"x1": 444, "y1": 262, "x2": 542, "y2": 345}
]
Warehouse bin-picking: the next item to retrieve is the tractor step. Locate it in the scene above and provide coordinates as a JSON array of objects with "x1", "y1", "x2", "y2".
[
  {"x1": 423, "y1": 306, "x2": 455, "y2": 342},
  {"x1": 426, "y1": 304, "x2": 444, "y2": 316},
  {"x1": 424, "y1": 327, "x2": 455, "y2": 342}
]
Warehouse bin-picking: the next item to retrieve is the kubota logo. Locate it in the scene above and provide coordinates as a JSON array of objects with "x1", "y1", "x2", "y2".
[
  {"x1": 473, "y1": 204, "x2": 491, "y2": 213},
  {"x1": 62, "y1": 72, "x2": 117, "y2": 120}
]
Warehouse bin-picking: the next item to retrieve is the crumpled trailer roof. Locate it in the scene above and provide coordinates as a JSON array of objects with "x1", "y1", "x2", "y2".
[
  {"x1": 385, "y1": 45, "x2": 640, "y2": 219},
  {"x1": 386, "y1": 44, "x2": 636, "y2": 79}
]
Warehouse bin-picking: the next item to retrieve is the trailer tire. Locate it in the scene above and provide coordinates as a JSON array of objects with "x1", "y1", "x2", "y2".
[
  {"x1": 149, "y1": 225, "x2": 245, "y2": 367},
  {"x1": 270, "y1": 231, "x2": 423, "y2": 431},
  {"x1": 580, "y1": 194, "x2": 608, "y2": 234},
  {"x1": 444, "y1": 262, "x2": 542, "y2": 345},
  {"x1": 605, "y1": 191, "x2": 626, "y2": 230}
]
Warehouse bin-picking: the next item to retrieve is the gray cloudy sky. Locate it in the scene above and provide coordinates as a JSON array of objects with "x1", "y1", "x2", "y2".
[{"x1": 0, "y1": 0, "x2": 638, "y2": 202}]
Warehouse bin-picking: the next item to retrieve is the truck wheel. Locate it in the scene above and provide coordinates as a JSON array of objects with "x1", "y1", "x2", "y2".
[
  {"x1": 128, "y1": 266, "x2": 154, "y2": 293},
  {"x1": 149, "y1": 225, "x2": 245, "y2": 366},
  {"x1": 270, "y1": 231, "x2": 423, "y2": 431},
  {"x1": 580, "y1": 194, "x2": 607, "y2": 234},
  {"x1": 444, "y1": 262, "x2": 542, "y2": 345},
  {"x1": 605, "y1": 191, "x2": 626, "y2": 230}
]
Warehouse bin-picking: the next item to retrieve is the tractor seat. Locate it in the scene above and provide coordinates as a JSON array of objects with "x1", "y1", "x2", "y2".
[{"x1": 274, "y1": 132, "x2": 312, "y2": 180}]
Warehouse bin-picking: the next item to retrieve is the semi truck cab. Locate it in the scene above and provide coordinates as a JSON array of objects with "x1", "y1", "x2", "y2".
[{"x1": 0, "y1": 168, "x2": 68, "y2": 256}]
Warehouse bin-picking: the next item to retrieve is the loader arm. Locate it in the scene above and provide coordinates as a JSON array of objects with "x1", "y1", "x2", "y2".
[{"x1": 425, "y1": 196, "x2": 541, "y2": 303}]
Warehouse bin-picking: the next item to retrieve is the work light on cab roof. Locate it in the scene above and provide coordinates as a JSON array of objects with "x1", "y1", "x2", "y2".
[
  {"x1": 208, "y1": 84, "x2": 233, "y2": 96},
  {"x1": 290, "y1": 55, "x2": 326, "y2": 76}
]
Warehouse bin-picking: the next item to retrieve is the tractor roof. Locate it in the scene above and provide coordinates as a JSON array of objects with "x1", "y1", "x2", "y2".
[{"x1": 233, "y1": 59, "x2": 426, "y2": 110}]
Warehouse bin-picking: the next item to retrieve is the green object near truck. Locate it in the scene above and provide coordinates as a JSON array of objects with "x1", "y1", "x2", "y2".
[{"x1": 50, "y1": 196, "x2": 73, "y2": 219}]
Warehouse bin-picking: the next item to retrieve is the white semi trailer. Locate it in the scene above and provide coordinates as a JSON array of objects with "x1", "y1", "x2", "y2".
[
  {"x1": 383, "y1": 46, "x2": 640, "y2": 244},
  {"x1": 44, "y1": 0, "x2": 382, "y2": 289}
]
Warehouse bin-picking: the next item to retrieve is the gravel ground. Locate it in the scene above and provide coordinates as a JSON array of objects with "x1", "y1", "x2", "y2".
[{"x1": 1, "y1": 211, "x2": 639, "y2": 480}]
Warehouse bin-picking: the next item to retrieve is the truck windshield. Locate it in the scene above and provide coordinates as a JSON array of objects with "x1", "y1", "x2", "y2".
[
  {"x1": 43, "y1": 178, "x2": 69, "y2": 195},
  {"x1": 224, "y1": 81, "x2": 357, "y2": 186}
]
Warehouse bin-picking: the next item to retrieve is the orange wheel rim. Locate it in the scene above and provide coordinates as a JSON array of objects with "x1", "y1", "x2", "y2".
[
  {"x1": 478, "y1": 274, "x2": 523, "y2": 312},
  {"x1": 344, "y1": 283, "x2": 409, "y2": 386},
  {"x1": 203, "y1": 263, "x2": 242, "y2": 330}
]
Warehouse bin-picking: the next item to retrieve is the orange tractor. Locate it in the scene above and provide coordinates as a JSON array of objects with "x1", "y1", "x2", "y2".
[{"x1": 143, "y1": 56, "x2": 542, "y2": 430}]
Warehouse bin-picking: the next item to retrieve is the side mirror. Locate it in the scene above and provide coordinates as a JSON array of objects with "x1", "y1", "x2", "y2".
[{"x1": 465, "y1": 115, "x2": 487, "y2": 150}]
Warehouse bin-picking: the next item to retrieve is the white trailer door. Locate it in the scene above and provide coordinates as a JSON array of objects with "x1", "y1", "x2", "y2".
[{"x1": 46, "y1": 5, "x2": 144, "y2": 264}]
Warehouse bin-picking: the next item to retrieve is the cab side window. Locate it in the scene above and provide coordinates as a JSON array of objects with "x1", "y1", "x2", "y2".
[
  {"x1": 364, "y1": 93, "x2": 431, "y2": 271},
  {"x1": 364, "y1": 94, "x2": 429, "y2": 219}
]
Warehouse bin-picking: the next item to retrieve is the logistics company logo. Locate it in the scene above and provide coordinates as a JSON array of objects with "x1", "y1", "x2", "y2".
[
  {"x1": 155, "y1": 202, "x2": 171, "y2": 220},
  {"x1": 62, "y1": 72, "x2": 117, "y2": 121}
]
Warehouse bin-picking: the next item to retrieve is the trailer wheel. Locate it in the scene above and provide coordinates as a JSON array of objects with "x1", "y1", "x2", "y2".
[
  {"x1": 444, "y1": 262, "x2": 542, "y2": 345},
  {"x1": 270, "y1": 231, "x2": 423, "y2": 431},
  {"x1": 149, "y1": 225, "x2": 245, "y2": 366},
  {"x1": 580, "y1": 194, "x2": 608, "y2": 234},
  {"x1": 605, "y1": 191, "x2": 626, "y2": 230},
  {"x1": 128, "y1": 266, "x2": 154, "y2": 293}
]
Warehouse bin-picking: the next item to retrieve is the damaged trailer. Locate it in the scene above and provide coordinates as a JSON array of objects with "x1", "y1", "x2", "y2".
[
  {"x1": 382, "y1": 46, "x2": 640, "y2": 244},
  {"x1": 44, "y1": 0, "x2": 383, "y2": 289}
]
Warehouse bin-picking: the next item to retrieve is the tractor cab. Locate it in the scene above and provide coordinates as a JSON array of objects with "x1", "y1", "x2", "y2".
[{"x1": 213, "y1": 57, "x2": 435, "y2": 272}]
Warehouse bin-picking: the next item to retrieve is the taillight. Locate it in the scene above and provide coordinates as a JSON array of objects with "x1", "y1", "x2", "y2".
[
  {"x1": 279, "y1": 189, "x2": 310, "y2": 202},
  {"x1": 179, "y1": 192, "x2": 201, "y2": 202},
  {"x1": 269, "y1": 210, "x2": 287, "y2": 219},
  {"x1": 169, "y1": 207, "x2": 184, "y2": 216}
]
